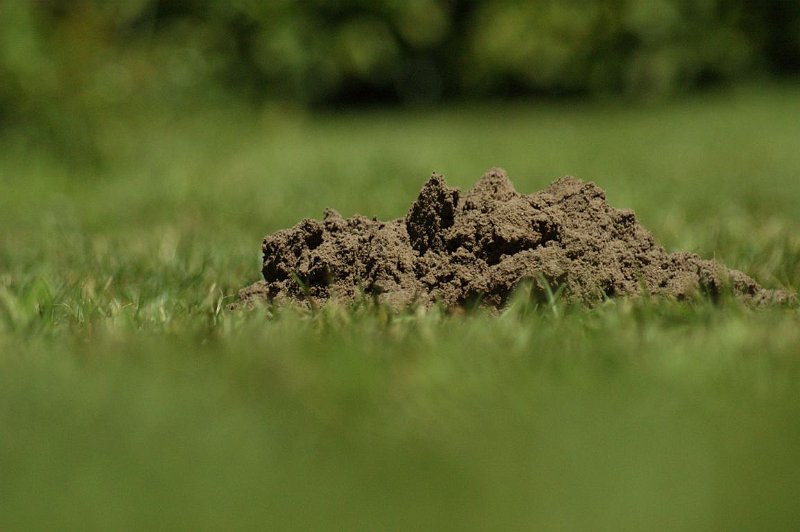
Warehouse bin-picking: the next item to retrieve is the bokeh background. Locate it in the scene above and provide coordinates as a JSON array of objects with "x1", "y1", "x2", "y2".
[{"x1": 2, "y1": 0, "x2": 800, "y2": 156}]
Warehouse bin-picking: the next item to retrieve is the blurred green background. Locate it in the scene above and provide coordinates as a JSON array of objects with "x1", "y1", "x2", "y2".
[{"x1": 2, "y1": 0, "x2": 800, "y2": 156}]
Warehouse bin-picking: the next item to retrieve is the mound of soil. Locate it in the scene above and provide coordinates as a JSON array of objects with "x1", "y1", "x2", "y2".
[{"x1": 238, "y1": 169, "x2": 793, "y2": 309}]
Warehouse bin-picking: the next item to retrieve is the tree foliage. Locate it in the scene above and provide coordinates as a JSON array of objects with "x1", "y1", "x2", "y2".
[{"x1": 1, "y1": 0, "x2": 798, "y2": 129}]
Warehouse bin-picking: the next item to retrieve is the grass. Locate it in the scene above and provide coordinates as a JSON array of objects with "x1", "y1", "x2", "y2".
[{"x1": 1, "y1": 83, "x2": 800, "y2": 530}]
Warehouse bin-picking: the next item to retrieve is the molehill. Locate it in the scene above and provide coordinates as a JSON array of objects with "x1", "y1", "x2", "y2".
[{"x1": 238, "y1": 169, "x2": 793, "y2": 309}]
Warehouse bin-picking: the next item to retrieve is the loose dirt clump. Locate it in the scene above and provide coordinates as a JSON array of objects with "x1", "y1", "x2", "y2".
[{"x1": 238, "y1": 168, "x2": 794, "y2": 309}]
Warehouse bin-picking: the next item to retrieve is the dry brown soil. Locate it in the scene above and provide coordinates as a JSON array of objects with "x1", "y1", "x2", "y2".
[{"x1": 238, "y1": 169, "x2": 793, "y2": 309}]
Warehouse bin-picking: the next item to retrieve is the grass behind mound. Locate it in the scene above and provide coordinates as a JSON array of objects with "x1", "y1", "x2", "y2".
[{"x1": 1, "y1": 84, "x2": 800, "y2": 530}]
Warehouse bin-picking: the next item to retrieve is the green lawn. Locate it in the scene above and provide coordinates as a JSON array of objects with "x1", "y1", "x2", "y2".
[{"x1": 1, "y1": 84, "x2": 800, "y2": 531}]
